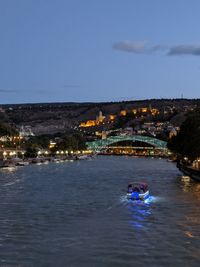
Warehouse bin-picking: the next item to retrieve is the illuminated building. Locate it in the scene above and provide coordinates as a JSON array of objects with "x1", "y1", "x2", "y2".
[
  {"x1": 120, "y1": 110, "x2": 127, "y2": 116},
  {"x1": 151, "y1": 108, "x2": 159, "y2": 116},
  {"x1": 19, "y1": 125, "x2": 35, "y2": 137},
  {"x1": 141, "y1": 107, "x2": 148, "y2": 113},
  {"x1": 109, "y1": 115, "x2": 116, "y2": 121},
  {"x1": 0, "y1": 136, "x2": 10, "y2": 142},
  {"x1": 132, "y1": 109, "x2": 137, "y2": 114},
  {"x1": 101, "y1": 131, "x2": 107, "y2": 139},
  {"x1": 80, "y1": 120, "x2": 96, "y2": 127},
  {"x1": 49, "y1": 140, "x2": 56, "y2": 148},
  {"x1": 95, "y1": 131, "x2": 102, "y2": 137},
  {"x1": 95, "y1": 131, "x2": 107, "y2": 139},
  {"x1": 193, "y1": 158, "x2": 200, "y2": 169},
  {"x1": 0, "y1": 107, "x2": 5, "y2": 113},
  {"x1": 80, "y1": 111, "x2": 106, "y2": 128},
  {"x1": 169, "y1": 128, "x2": 177, "y2": 139},
  {"x1": 96, "y1": 111, "x2": 105, "y2": 122}
]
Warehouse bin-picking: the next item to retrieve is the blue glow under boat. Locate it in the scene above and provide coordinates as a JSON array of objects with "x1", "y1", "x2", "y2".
[{"x1": 127, "y1": 182, "x2": 149, "y2": 200}]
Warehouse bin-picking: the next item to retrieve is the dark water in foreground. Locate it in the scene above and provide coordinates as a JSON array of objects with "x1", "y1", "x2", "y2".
[{"x1": 0, "y1": 156, "x2": 200, "y2": 267}]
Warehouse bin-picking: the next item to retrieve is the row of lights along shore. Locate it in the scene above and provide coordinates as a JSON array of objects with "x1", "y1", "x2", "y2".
[
  {"x1": 2, "y1": 150, "x2": 92, "y2": 157},
  {"x1": 55, "y1": 150, "x2": 92, "y2": 155}
]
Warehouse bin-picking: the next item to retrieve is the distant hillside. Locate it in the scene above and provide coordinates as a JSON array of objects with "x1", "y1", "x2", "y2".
[{"x1": 1, "y1": 99, "x2": 199, "y2": 135}]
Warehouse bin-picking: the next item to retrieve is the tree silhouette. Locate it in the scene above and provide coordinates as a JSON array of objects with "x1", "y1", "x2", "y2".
[{"x1": 168, "y1": 110, "x2": 200, "y2": 161}]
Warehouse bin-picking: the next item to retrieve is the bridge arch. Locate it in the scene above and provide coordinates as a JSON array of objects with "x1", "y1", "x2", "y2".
[{"x1": 86, "y1": 135, "x2": 167, "y2": 151}]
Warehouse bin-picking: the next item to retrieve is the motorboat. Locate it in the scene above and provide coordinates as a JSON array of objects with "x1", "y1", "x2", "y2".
[
  {"x1": 16, "y1": 161, "x2": 29, "y2": 166},
  {"x1": 127, "y1": 182, "x2": 149, "y2": 200},
  {"x1": 76, "y1": 155, "x2": 89, "y2": 160}
]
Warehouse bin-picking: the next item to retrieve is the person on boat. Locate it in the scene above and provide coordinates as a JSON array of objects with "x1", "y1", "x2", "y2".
[
  {"x1": 140, "y1": 184, "x2": 145, "y2": 193},
  {"x1": 133, "y1": 186, "x2": 140, "y2": 193},
  {"x1": 127, "y1": 184, "x2": 133, "y2": 193},
  {"x1": 140, "y1": 183, "x2": 148, "y2": 193}
]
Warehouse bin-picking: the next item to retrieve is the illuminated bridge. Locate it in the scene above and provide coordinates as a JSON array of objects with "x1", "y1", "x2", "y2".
[{"x1": 86, "y1": 135, "x2": 167, "y2": 152}]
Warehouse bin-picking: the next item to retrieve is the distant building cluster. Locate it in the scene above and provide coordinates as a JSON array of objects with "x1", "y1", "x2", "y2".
[
  {"x1": 79, "y1": 106, "x2": 160, "y2": 128},
  {"x1": 95, "y1": 122, "x2": 179, "y2": 140},
  {"x1": 136, "y1": 122, "x2": 179, "y2": 138},
  {"x1": 79, "y1": 103, "x2": 196, "y2": 132},
  {"x1": 19, "y1": 125, "x2": 35, "y2": 137},
  {"x1": 79, "y1": 104, "x2": 185, "y2": 141},
  {"x1": 79, "y1": 111, "x2": 116, "y2": 128},
  {"x1": 0, "y1": 107, "x2": 5, "y2": 113}
]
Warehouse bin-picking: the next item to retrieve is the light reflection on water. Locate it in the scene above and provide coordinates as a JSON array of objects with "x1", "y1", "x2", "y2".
[
  {"x1": 180, "y1": 175, "x2": 200, "y2": 200},
  {"x1": 0, "y1": 166, "x2": 18, "y2": 173},
  {"x1": 121, "y1": 195, "x2": 157, "y2": 230},
  {"x1": 129, "y1": 203, "x2": 151, "y2": 229}
]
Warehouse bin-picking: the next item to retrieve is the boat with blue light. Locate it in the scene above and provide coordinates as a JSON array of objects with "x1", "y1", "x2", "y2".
[{"x1": 127, "y1": 182, "x2": 149, "y2": 200}]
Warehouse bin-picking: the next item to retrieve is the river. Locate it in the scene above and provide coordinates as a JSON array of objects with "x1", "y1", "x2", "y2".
[{"x1": 0, "y1": 156, "x2": 200, "y2": 266}]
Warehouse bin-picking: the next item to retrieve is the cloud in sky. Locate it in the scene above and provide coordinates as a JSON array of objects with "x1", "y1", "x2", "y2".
[
  {"x1": 113, "y1": 41, "x2": 200, "y2": 56},
  {"x1": 0, "y1": 89, "x2": 17, "y2": 93},
  {"x1": 168, "y1": 45, "x2": 200, "y2": 56},
  {"x1": 112, "y1": 41, "x2": 166, "y2": 54},
  {"x1": 113, "y1": 41, "x2": 147, "y2": 53}
]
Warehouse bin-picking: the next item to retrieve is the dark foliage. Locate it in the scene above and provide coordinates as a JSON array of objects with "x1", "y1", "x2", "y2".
[
  {"x1": 112, "y1": 112, "x2": 135, "y2": 129},
  {"x1": 24, "y1": 147, "x2": 38, "y2": 158},
  {"x1": 168, "y1": 110, "x2": 200, "y2": 161},
  {"x1": 25, "y1": 135, "x2": 50, "y2": 149},
  {"x1": 0, "y1": 122, "x2": 18, "y2": 136},
  {"x1": 51, "y1": 133, "x2": 86, "y2": 153}
]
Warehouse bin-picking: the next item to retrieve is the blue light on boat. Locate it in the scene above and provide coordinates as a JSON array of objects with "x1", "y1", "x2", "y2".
[{"x1": 131, "y1": 192, "x2": 140, "y2": 200}]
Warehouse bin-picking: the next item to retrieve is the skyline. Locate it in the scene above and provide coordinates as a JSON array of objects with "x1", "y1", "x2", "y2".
[{"x1": 1, "y1": 0, "x2": 200, "y2": 104}]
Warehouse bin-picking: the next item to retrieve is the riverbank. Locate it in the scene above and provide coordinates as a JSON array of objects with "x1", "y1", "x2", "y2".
[
  {"x1": 0, "y1": 154, "x2": 92, "y2": 168},
  {"x1": 177, "y1": 161, "x2": 200, "y2": 182}
]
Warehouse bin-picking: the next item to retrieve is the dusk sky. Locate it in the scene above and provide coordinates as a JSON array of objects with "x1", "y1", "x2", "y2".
[{"x1": 0, "y1": 0, "x2": 200, "y2": 104}]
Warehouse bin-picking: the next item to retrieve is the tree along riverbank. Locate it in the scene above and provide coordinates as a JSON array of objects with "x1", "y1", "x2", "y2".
[{"x1": 168, "y1": 109, "x2": 200, "y2": 181}]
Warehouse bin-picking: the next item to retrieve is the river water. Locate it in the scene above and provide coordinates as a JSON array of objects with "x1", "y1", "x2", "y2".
[{"x1": 0, "y1": 156, "x2": 200, "y2": 266}]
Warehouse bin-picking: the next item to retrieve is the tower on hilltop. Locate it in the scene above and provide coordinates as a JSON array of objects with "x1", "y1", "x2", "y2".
[{"x1": 96, "y1": 111, "x2": 105, "y2": 123}]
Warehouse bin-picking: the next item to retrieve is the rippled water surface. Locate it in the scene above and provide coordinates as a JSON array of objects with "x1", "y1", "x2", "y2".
[{"x1": 1, "y1": 156, "x2": 200, "y2": 266}]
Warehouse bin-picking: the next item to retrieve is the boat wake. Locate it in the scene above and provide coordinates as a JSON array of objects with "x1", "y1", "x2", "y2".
[
  {"x1": 119, "y1": 195, "x2": 162, "y2": 205},
  {"x1": 2, "y1": 179, "x2": 21, "y2": 187}
]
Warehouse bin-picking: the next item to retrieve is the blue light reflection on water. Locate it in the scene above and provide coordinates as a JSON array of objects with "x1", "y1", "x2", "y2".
[
  {"x1": 129, "y1": 196, "x2": 153, "y2": 230},
  {"x1": 120, "y1": 195, "x2": 158, "y2": 230}
]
